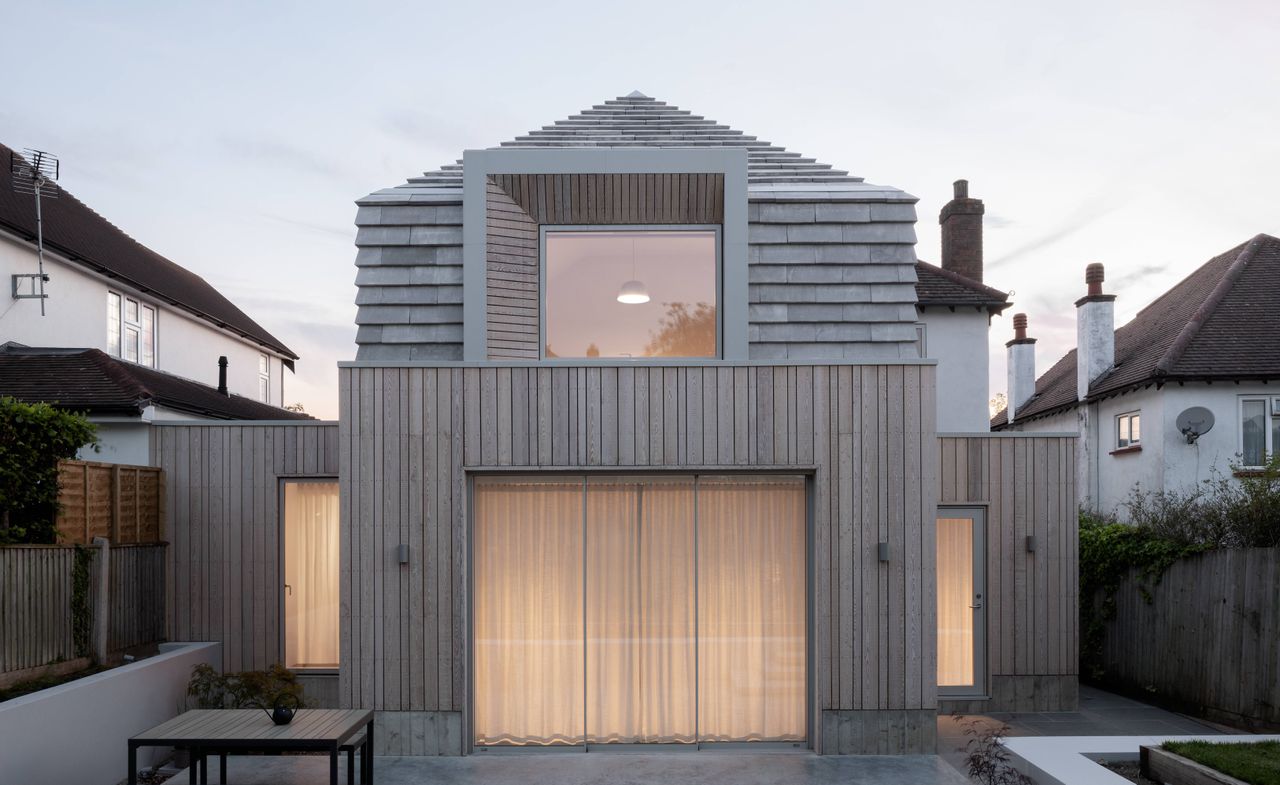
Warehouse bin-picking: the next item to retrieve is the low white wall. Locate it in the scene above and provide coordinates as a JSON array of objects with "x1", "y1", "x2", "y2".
[{"x1": 0, "y1": 641, "x2": 221, "y2": 785}]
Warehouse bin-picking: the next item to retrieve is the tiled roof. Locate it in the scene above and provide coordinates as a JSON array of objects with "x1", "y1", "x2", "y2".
[
  {"x1": 0, "y1": 347, "x2": 311, "y2": 420},
  {"x1": 410, "y1": 91, "x2": 863, "y2": 188},
  {"x1": 914, "y1": 260, "x2": 1010, "y2": 311},
  {"x1": 993, "y1": 234, "x2": 1280, "y2": 427},
  {"x1": 0, "y1": 143, "x2": 297, "y2": 361}
]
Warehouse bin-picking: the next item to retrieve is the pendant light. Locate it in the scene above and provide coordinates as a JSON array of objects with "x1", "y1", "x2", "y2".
[{"x1": 616, "y1": 235, "x2": 650, "y2": 304}]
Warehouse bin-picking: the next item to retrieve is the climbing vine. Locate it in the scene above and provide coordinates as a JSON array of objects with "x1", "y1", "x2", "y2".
[
  {"x1": 1078, "y1": 512, "x2": 1202, "y2": 680},
  {"x1": 71, "y1": 545, "x2": 93, "y2": 659}
]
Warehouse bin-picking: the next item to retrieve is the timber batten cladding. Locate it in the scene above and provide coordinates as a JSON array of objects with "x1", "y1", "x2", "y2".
[
  {"x1": 353, "y1": 93, "x2": 921, "y2": 363},
  {"x1": 937, "y1": 435, "x2": 1078, "y2": 712},
  {"x1": 339, "y1": 361, "x2": 940, "y2": 754},
  {"x1": 150, "y1": 422, "x2": 340, "y2": 672}
]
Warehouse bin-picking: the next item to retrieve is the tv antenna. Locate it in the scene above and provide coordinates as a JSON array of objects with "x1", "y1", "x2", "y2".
[{"x1": 10, "y1": 148, "x2": 59, "y2": 316}]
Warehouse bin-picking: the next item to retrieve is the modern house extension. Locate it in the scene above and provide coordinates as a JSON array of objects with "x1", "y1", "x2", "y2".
[{"x1": 154, "y1": 92, "x2": 1077, "y2": 756}]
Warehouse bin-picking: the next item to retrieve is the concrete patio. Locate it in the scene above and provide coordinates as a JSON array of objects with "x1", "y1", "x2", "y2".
[{"x1": 167, "y1": 750, "x2": 969, "y2": 785}]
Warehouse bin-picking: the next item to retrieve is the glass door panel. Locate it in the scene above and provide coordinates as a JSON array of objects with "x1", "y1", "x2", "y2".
[
  {"x1": 585, "y1": 477, "x2": 695, "y2": 744},
  {"x1": 696, "y1": 476, "x2": 807, "y2": 742},
  {"x1": 283, "y1": 481, "x2": 340, "y2": 670},
  {"x1": 937, "y1": 510, "x2": 985, "y2": 694},
  {"x1": 473, "y1": 477, "x2": 586, "y2": 746}
]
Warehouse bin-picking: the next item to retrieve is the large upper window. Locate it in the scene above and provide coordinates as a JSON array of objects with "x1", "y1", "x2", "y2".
[
  {"x1": 107, "y1": 291, "x2": 156, "y2": 367},
  {"x1": 1240, "y1": 397, "x2": 1279, "y2": 469},
  {"x1": 543, "y1": 229, "x2": 717, "y2": 359}
]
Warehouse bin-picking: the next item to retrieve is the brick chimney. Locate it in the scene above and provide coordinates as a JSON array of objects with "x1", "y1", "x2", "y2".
[
  {"x1": 1075, "y1": 263, "x2": 1115, "y2": 400},
  {"x1": 1005, "y1": 313, "x2": 1037, "y2": 424},
  {"x1": 939, "y1": 179, "x2": 985, "y2": 282}
]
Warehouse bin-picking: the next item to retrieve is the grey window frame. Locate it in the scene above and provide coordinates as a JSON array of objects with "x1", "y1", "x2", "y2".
[
  {"x1": 538, "y1": 224, "x2": 723, "y2": 363},
  {"x1": 278, "y1": 476, "x2": 341, "y2": 674},
  {"x1": 937, "y1": 505, "x2": 987, "y2": 699},
  {"x1": 462, "y1": 148, "x2": 749, "y2": 362}
]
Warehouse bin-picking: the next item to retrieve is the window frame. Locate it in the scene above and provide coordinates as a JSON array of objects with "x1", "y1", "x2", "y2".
[
  {"x1": 107, "y1": 290, "x2": 157, "y2": 367},
  {"x1": 1238, "y1": 396, "x2": 1276, "y2": 469},
  {"x1": 1115, "y1": 411, "x2": 1141, "y2": 450},
  {"x1": 278, "y1": 476, "x2": 341, "y2": 674},
  {"x1": 258, "y1": 353, "x2": 271, "y2": 404},
  {"x1": 538, "y1": 224, "x2": 724, "y2": 363}
]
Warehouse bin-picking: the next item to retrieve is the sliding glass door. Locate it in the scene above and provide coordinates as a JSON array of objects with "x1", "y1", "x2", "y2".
[{"x1": 473, "y1": 474, "x2": 806, "y2": 748}]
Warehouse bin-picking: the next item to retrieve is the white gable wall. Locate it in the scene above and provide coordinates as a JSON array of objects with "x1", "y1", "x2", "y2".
[
  {"x1": 0, "y1": 233, "x2": 289, "y2": 404},
  {"x1": 1012, "y1": 382, "x2": 1275, "y2": 515},
  {"x1": 921, "y1": 308, "x2": 991, "y2": 432}
]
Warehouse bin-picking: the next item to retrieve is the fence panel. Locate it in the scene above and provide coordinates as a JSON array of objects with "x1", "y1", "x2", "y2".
[
  {"x1": 1099, "y1": 547, "x2": 1280, "y2": 731},
  {"x1": 55, "y1": 461, "x2": 164, "y2": 544},
  {"x1": 1, "y1": 543, "x2": 167, "y2": 679}
]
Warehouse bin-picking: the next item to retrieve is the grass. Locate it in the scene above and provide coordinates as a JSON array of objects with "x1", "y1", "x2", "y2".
[{"x1": 1162, "y1": 740, "x2": 1280, "y2": 785}]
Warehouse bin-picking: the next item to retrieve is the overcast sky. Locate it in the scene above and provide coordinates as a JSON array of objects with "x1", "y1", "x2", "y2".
[{"x1": 3, "y1": 0, "x2": 1277, "y2": 419}]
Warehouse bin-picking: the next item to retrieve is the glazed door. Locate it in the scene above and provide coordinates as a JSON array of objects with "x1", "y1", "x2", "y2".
[{"x1": 936, "y1": 508, "x2": 986, "y2": 696}]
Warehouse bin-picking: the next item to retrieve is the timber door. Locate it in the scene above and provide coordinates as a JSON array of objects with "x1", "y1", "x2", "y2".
[
  {"x1": 472, "y1": 475, "x2": 806, "y2": 748},
  {"x1": 936, "y1": 508, "x2": 986, "y2": 696}
]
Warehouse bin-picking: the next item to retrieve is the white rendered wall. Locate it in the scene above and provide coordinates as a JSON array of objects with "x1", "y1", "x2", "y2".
[
  {"x1": 0, "y1": 235, "x2": 289, "y2": 403},
  {"x1": 80, "y1": 421, "x2": 152, "y2": 466},
  {"x1": 1012, "y1": 382, "x2": 1275, "y2": 515},
  {"x1": 0, "y1": 641, "x2": 221, "y2": 785},
  {"x1": 921, "y1": 309, "x2": 991, "y2": 432}
]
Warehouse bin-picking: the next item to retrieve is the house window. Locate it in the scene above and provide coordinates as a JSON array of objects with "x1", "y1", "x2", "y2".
[
  {"x1": 283, "y1": 481, "x2": 340, "y2": 670},
  {"x1": 913, "y1": 323, "x2": 927, "y2": 358},
  {"x1": 1116, "y1": 412, "x2": 1141, "y2": 449},
  {"x1": 107, "y1": 291, "x2": 156, "y2": 367},
  {"x1": 258, "y1": 354, "x2": 271, "y2": 403},
  {"x1": 1240, "y1": 397, "x2": 1279, "y2": 468},
  {"x1": 543, "y1": 229, "x2": 718, "y2": 359}
]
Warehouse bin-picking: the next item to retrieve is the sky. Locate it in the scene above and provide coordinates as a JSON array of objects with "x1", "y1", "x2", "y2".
[{"x1": 2, "y1": 0, "x2": 1278, "y2": 419}]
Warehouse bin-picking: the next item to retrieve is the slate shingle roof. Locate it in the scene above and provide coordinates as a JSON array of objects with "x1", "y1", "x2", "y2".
[
  {"x1": 0, "y1": 347, "x2": 311, "y2": 420},
  {"x1": 0, "y1": 143, "x2": 297, "y2": 361},
  {"x1": 410, "y1": 91, "x2": 862, "y2": 188},
  {"x1": 993, "y1": 234, "x2": 1280, "y2": 427},
  {"x1": 914, "y1": 260, "x2": 1010, "y2": 311}
]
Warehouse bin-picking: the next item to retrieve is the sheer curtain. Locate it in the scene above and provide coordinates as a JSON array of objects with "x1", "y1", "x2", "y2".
[
  {"x1": 473, "y1": 478, "x2": 585, "y2": 745},
  {"x1": 586, "y1": 477, "x2": 696, "y2": 743},
  {"x1": 937, "y1": 517, "x2": 975, "y2": 687},
  {"x1": 697, "y1": 476, "x2": 806, "y2": 742},
  {"x1": 474, "y1": 474, "x2": 805, "y2": 746},
  {"x1": 284, "y1": 481, "x2": 340, "y2": 669}
]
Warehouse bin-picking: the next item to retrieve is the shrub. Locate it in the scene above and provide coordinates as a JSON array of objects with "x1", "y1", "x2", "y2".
[
  {"x1": 1122, "y1": 454, "x2": 1280, "y2": 548},
  {"x1": 0, "y1": 397, "x2": 98, "y2": 544},
  {"x1": 959, "y1": 717, "x2": 1033, "y2": 785},
  {"x1": 187, "y1": 663, "x2": 306, "y2": 710}
]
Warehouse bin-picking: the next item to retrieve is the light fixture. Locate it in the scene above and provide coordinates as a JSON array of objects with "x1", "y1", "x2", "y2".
[{"x1": 616, "y1": 235, "x2": 650, "y2": 304}]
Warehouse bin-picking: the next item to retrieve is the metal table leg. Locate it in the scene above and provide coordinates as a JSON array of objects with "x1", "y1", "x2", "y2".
[
  {"x1": 330, "y1": 747, "x2": 339, "y2": 785},
  {"x1": 128, "y1": 742, "x2": 138, "y2": 785},
  {"x1": 220, "y1": 752, "x2": 227, "y2": 784}
]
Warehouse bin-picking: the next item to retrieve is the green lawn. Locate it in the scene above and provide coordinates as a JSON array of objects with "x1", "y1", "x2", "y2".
[{"x1": 1163, "y1": 740, "x2": 1280, "y2": 785}]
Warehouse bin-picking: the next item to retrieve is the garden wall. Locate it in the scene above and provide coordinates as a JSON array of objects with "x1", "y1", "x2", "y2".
[
  {"x1": 0, "y1": 641, "x2": 220, "y2": 785},
  {"x1": 1098, "y1": 547, "x2": 1280, "y2": 731}
]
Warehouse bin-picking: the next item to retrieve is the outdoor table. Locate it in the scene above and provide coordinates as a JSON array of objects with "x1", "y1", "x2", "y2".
[{"x1": 128, "y1": 708, "x2": 374, "y2": 785}]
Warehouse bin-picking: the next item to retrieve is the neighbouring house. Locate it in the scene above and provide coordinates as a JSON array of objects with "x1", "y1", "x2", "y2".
[
  {"x1": 0, "y1": 345, "x2": 310, "y2": 464},
  {"x1": 913, "y1": 180, "x2": 1011, "y2": 432},
  {"x1": 0, "y1": 142, "x2": 306, "y2": 461},
  {"x1": 152, "y1": 92, "x2": 1077, "y2": 757},
  {"x1": 993, "y1": 234, "x2": 1280, "y2": 514}
]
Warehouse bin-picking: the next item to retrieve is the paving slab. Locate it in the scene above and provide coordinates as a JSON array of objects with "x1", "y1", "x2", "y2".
[{"x1": 167, "y1": 751, "x2": 969, "y2": 785}]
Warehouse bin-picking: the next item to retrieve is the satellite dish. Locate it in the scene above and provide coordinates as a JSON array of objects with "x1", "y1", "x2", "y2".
[{"x1": 1176, "y1": 406, "x2": 1215, "y2": 444}]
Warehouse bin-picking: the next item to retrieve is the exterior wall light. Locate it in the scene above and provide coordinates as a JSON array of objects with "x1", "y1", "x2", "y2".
[
  {"x1": 397, "y1": 544, "x2": 410, "y2": 564},
  {"x1": 1025, "y1": 535, "x2": 1037, "y2": 554},
  {"x1": 877, "y1": 542, "x2": 890, "y2": 563}
]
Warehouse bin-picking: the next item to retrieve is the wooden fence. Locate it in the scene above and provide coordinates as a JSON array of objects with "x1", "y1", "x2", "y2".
[
  {"x1": 0, "y1": 543, "x2": 167, "y2": 679},
  {"x1": 55, "y1": 460, "x2": 164, "y2": 544},
  {"x1": 1098, "y1": 547, "x2": 1280, "y2": 731}
]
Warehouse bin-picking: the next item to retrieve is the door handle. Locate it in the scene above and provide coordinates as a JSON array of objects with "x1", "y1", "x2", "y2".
[
  {"x1": 969, "y1": 594, "x2": 982, "y2": 609},
  {"x1": 968, "y1": 603, "x2": 982, "y2": 609},
  {"x1": 284, "y1": 583, "x2": 292, "y2": 596}
]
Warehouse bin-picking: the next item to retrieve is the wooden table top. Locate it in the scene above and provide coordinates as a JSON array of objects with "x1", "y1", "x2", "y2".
[{"x1": 131, "y1": 708, "x2": 373, "y2": 748}]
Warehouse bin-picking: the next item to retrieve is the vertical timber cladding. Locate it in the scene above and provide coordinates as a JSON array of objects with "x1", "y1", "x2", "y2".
[
  {"x1": 484, "y1": 174, "x2": 725, "y2": 360},
  {"x1": 937, "y1": 435, "x2": 1078, "y2": 713},
  {"x1": 338, "y1": 361, "x2": 939, "y2": 755},
  {"x1": 150, "y1": 423, "x2": 340, "y2": 673}
]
